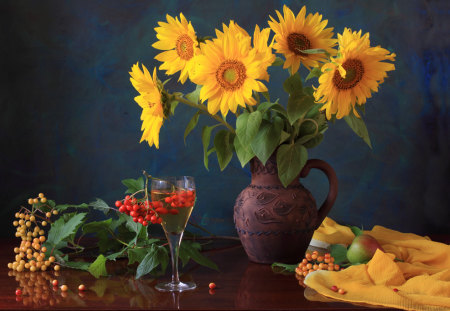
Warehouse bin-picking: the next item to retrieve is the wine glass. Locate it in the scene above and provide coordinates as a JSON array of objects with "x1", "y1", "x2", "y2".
[{"x1": 151, "y1": 176, "x2": 196, "y2": 292}]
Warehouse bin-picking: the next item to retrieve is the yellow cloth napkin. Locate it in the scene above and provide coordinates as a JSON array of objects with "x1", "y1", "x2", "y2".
[{"x1": 305, "y1": 217, "x2": 450, "y2": 311}]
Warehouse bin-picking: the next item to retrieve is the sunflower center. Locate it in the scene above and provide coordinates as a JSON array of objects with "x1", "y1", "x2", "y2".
[
  {"x1": 216, "y1": 60, "x2": 246, "y2": 91},
  {"x1": 333, "y1": 59, "x2": 365, "y2": 90},
  {"x1": 176, "y1": 34, "x2": 194, "y2": 60},
  {"x1": 287, "y1": 33, "x2": 311, "y2": 56}
]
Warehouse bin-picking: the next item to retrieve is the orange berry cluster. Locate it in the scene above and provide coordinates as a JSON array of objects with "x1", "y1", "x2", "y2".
[
  {"x1": 295, "y1": 251, "x2": 342, "y2": 279},
  {"x1": 8, "y1": 193, "x2": 60, "y2": 273}
]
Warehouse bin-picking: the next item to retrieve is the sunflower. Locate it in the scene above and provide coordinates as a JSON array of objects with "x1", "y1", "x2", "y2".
[
  {"x1": 129, "y1": 63, "x2": 164, "y2": 149},
  {"x1": 191, "y1": 22, "x2": 272, "y2": 116},
  {"x1": 314, "y1": 28, "x2": 396, "y2": 119},
  {"x1": 152, "y1": 13, "x2": 199, "y2": 84},
  {"x1": 268, "y1": 5, "x2": 337, "y2": 73}
]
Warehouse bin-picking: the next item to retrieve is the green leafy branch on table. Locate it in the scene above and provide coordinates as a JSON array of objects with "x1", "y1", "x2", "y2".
[{"x1": 35, "y1": 177, "x2": 218, "y2": 279}]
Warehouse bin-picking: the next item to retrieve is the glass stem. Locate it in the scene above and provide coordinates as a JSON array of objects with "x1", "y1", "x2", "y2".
[{"x1": 167, "y1": 232, "x2": 183, "y2": 285}]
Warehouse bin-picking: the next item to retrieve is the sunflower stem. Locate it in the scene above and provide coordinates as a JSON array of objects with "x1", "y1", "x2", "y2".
[{"x1": 173, "y1": 95, "x2": 236, "y2": 134}]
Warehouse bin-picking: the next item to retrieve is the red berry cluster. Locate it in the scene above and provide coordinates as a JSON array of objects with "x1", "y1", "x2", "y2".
[
  {"x1": 115, "y1": 195, "x2": 161, "y2": 226},
  {"x1": 115, "y1": 191, "x2": 195, "y2": 226},
  {"x1": 164, "y1": 190, "x2": 195, "y2": 208}
]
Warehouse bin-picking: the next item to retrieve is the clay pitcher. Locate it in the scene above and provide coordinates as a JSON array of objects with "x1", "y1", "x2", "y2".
[{"x1": 233, "y1": 155, "x2": 338, "y2": 264}]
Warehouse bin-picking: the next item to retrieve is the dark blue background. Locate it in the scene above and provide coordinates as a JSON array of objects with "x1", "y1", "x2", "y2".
[{"x1": 1, "y1": 0, "x2": 448, "y2": 237}]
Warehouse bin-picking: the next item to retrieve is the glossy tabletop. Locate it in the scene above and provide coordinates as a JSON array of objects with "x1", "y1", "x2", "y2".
[{"x1": 0, "y1": 238, "x2": 405, "y2": 311}]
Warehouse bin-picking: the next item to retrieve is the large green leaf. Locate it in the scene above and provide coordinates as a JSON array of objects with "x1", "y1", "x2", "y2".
[
  {"x1": 234, "y1": 133, "x2": 255, "y2": 167},
  {"x1": 122, "y1": 177, "x2": 145, "y2": 194},
  {"x1": 236, "y1": 111, "x2": 262, "y2": 146},
  {"x1": 201, "y1": 124, "x2": 220, "y2": 170},
  {"x1": 135, "y1": 245, "x2": 168, "y2": 279},
  {"x1": 47, "y1": 213, "x2": 86, "y2": 248},
  {"x1": 213, "y1": 130, "x2": 234, "y2": 171},
  {"x1": 184, "y1": 111, "x2": 200, "y2": 144},
  {"x1": 344, "y1": 113, "x2": 372, "y2": 148},
  {"x1": 88, "y1": 254, "x2": 108, "y2": 278},
  {"x1": 287, "y1": 93, "x2": 315, "y2": 125},
  {"x1": 303, "y1": 133, "x2": 324, "y2": 149},
  {"x1": 283, "y1": 72, "x2": 303, "y2": 95},
  {"x1": 276, "y1": 142, "x2": 308, "y2": 187},
  {"x1": 251, "y1": 117, "x2": 283, "y2": 165},
  {"x1": 127, "y1": 247, "x2": 149, "y2": 265}
]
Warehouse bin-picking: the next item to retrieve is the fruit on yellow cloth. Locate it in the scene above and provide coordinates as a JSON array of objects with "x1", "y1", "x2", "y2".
[{"x1": 347, "y1": 234, "x2": 384, "y2": 264}]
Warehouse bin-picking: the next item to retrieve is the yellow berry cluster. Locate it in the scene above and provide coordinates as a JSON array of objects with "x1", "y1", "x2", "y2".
[
  {"x1": 8, "y1": 193, "x2": 60, "y2": 273},
  {"x1": 295, "y1": 250, "x2": 342, "y2": 279}
]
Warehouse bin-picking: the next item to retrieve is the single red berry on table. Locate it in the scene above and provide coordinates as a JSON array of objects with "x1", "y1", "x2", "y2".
[
  {"x1": 209, "y1": 282, "x2": 216, "y2": 289},
  {"x1": 330, "y1": 285, "x2": 338, "y2": 292},
  {"x1": 78, "y1": 284, "x2": 86, "y2": 291},
  {"x1": 393, "y1": 288, "x2": 399, "y2": 292},
  {"x1": 52, "y1": 279, "x2": 58, "y2": 286},
  {"x1": 15, "y1": 289, "x2": 22, "y2": 296}
]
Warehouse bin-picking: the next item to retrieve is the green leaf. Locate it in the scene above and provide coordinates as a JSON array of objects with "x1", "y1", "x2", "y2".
[
  {"x1": 170, "y1": 100, "x2": 179, "y2": 115},
  {"x1": 106, "y1": 248, "x2": 128, "y2": 260},
  {"x1": 236, "y1": 111, "x2": 262, "y2": 147},
  {"x1": 184, "y1": 111, "x2": 200, "y2": 144},
  {"x1": 271, "y1": 103, "x2": 288, "y2": 119},
  {"x1": 272, "y1": 56, "x2": 284, "y2": 66},
  {"x1": 213, "y1": 130, "x2": 234, "y2": 171},
  {"x1": 305, "y1": 67, "x2": 323, "y2": 81},
  {"x1": 271, "y1": 262, "x2": 297, "y2": 274},
  {"x1": 125, "y1": 216, "x2": 148, "y2": 245},
  {"x1": 283, "y1": 72, "x2": 303, "y2": 95},
  {"x1": 261, "y1": 91, "x2": 270, "y2": 102},
  {"x1": 330, "y1": 244, "x2": 349, "y2": 265},
  {"x1": 47, "y1": 213, "x2": 86, "y2": 248},
  {"x1": 121, "y1": 177, "x2": 145, "y2": 194},
  {"x1": 186, "y1": 85, "x2": 201, "y2": 104},
  {"x1": 279, "y1": 131, "x2": 291, "y2": 144},
  {"x1": 276, "y1": 142, "x2": 308, "y2": 187},
  {"x1": 343, "y1": 113, "x2": 372, "y2": 148},
  {"x1": 257, "y1": 101, "x2": 278, "y2": 114},
  {"x1": 180, "y1": 242, "x2": 218, "y2": 271},
  {"x1": 287, "y1": 94, "x2": 315, "y2": 125},
  {"x1": 82, "y1": 219, "x2": 114, "y2": 253},
  {"x1": 234, "y1": 133, "x2": 255, "y2": 167},
  {"x1": 303, "y1": 133, "x2": 324, "y2": 149},
  {"x1": 201, "y1": 124, "x2": 220, "y2": 170},
  {"x1": 349, "y1": 225, "x2": 364, "y2": 237},
  {"x1": 54, "y1": 203, "x2": 89, "y2": 211},
  {"x1": 136, "y1": 245, "x2": 162, "y2": 279},
  {"x1": 251, "y1": 117, "x2": 283, "y2": 165},
  {"x1": 89, "y1": 198, "x2": 111, "y2": 215},
  {"x1": 301, "y1": 48, "x2": 328, "y2": 55},
  {"x1": 88, "y1": 254, "x2": 108, "y2": 278},
  {"x1": 127, "y1": 248, "x2": 149, "y2": 265},
  {"x1": 64, "y1": 261, "x2": 90, "y2": 271}
]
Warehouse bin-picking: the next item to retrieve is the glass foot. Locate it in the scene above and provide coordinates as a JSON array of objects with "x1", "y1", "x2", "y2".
[{"x1": 155, "y1": 281, "x2": 196, "y2": 292}]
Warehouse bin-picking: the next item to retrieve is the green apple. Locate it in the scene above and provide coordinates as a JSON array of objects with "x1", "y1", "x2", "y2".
[{"x1": 346, "y1": 234, "x2": 384, "y2": 264}]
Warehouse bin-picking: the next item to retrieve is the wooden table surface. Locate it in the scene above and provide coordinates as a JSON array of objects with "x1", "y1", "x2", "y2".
[{"x1": 0, "y1": 238, "x2": 408, "y2": 311}]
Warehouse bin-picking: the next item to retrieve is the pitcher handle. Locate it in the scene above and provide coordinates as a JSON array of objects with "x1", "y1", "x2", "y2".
[{"x1": 300, "y1": 159, "x2": 338, "y2": 229}]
